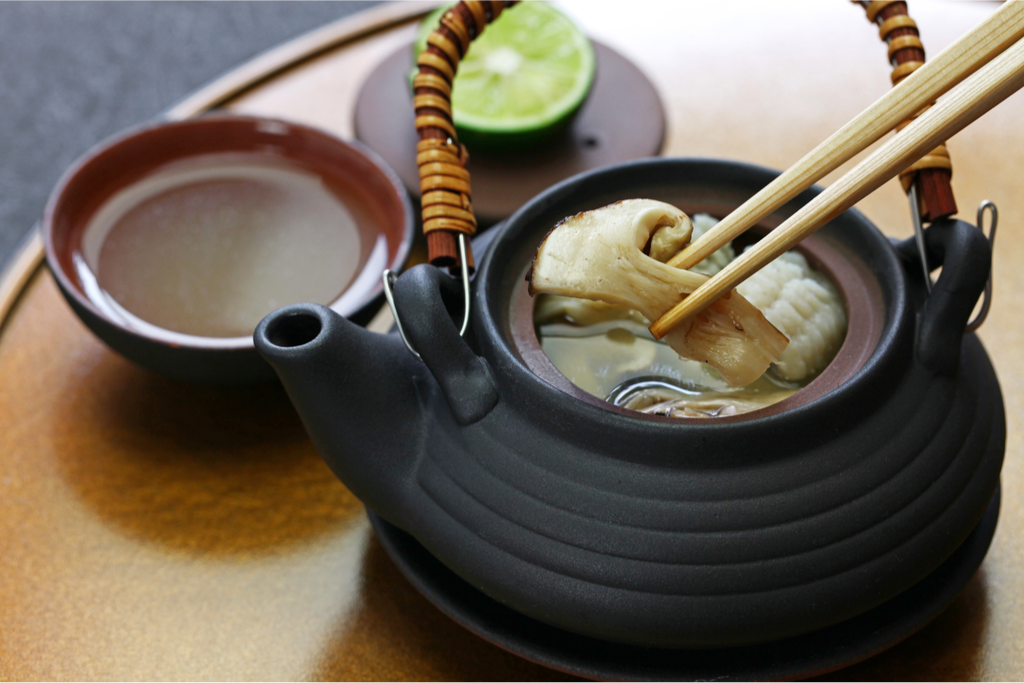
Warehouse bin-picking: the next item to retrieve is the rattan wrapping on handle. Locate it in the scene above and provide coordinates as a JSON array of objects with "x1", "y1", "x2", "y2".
[
  {"x1": 860, "y1": 0, "x2": 958, "y2": 220},
  {"x1": 414, "y1": 1, "x2": 519, "y2": 269}
]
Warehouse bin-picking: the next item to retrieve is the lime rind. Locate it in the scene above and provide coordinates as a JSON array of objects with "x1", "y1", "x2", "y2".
[{"x1": 413, "y1": 3, "x2": 595, "y2": 139}]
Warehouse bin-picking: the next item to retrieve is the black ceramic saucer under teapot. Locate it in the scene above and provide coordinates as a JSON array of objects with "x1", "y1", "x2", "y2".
[{"x1": 254, "y1": 155, "x2": 1003, "y2": 650}]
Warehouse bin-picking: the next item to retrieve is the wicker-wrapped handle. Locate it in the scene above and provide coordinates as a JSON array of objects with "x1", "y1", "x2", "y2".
[
  {"x1": 860, "y1": 0, "x2": 958, "y2": 221},
  {"x1": 414, "y1": 1, "x2": 519, "y2": 269},
  {"x1": 417, "y1": 1, "x2": 956, "y2": 266}
]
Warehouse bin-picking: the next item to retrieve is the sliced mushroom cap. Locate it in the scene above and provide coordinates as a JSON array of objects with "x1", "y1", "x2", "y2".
[
  {"x1": 530, "y1": 199, "x2": 789, "y2": 387},
  {"x1": 530, "y1": 200, "x2": 703, "y2": 313}
]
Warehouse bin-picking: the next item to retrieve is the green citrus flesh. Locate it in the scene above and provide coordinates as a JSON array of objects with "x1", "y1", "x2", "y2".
[{"x1": 414, "y1": 3, "x2": 595, "y2": 146}]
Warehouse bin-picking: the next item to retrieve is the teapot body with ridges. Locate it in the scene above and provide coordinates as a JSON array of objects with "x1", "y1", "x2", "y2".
[{"x1": 255, "y1": 159, "x2": 1003, "y2": 648}]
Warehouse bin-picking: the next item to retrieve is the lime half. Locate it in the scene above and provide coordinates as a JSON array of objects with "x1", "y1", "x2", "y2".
[{"x1": 414, "y1": 3, "x2": 596, "y2": 149}]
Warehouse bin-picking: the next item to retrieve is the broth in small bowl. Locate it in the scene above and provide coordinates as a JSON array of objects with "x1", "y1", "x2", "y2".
[{"x1": 44, "y1": 115, "x2": 413, "y2": 384}]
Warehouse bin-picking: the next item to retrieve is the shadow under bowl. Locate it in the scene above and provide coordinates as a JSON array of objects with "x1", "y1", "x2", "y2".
[{"x1": 43, "y1": 114, "x2": 413, "y2": 384}]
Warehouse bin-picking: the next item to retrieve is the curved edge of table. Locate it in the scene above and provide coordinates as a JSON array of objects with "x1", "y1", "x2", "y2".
[
  {"x1": 0, "y1": 1, "x2": 434, "y2": 335},
  {"x1": 166, "y1": 2, "x2": 433, "y2": 120},
  {"x1": 0, "y1": 230, "x2": 44, "y2": 336}
]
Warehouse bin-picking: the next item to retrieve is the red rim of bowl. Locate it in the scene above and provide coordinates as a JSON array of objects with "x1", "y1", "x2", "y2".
[{"x1": 43, "y1": 114, "x2": 414, "y2": 351}]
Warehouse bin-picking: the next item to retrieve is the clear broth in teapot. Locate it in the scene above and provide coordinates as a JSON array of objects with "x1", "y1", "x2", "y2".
[
  {"x1": 535, "y1": 295, "x2": 801, "y2": 418},
  {"x1": 533, "y1": 213, "x2": 847, "y2": 418}
]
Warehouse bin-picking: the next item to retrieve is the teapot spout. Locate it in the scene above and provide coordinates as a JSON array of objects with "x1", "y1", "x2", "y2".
[{"x1": 254, "y1": 303, "x2": 422, "y2": 525}]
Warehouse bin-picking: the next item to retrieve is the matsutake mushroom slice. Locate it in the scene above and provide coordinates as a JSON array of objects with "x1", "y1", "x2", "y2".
[{"x1": 529, "y1": 199, "x2": 789, "y2": 387}]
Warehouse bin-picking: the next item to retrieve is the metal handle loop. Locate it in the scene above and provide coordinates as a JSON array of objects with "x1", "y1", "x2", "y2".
[
  {"x1": 908, "y1": 184, "x2": 933, "y2": 293},
  {"x1": 966, "y1": 200, "x2": 998, "y2": 333},
  {"x1": 382, "y1": 233, "x2": 472, "y2": 360}
]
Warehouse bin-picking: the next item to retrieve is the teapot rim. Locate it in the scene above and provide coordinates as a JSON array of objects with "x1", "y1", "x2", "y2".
[{"x1": 472, "y1": 156, "x2": 914, "y2": 433}]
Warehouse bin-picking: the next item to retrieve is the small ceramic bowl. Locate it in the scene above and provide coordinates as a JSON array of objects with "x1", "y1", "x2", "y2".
[{"x1": 44, "y1": 114, "x2": 413, "y2": 384}]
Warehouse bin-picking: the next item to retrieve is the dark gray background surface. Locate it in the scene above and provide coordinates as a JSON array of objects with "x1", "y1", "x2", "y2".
[{"x1": 0, "y1": 1, "x2": 381, "y2": 271}]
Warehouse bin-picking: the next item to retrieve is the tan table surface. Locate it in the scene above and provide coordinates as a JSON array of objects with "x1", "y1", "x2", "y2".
[{"x1": 2, "y1": 2, "x2": 1022, "y2": 679}]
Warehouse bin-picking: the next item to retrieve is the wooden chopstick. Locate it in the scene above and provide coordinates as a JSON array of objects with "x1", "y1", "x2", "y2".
[
  {"x1": 650, "y1": 32, "x2": 1024, "y2": 340},
  {"x1": 666, "y1": 0, "x2": 1024, "y2": 272}
]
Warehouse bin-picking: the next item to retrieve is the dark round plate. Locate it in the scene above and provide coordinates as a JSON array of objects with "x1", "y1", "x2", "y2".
[
  {"x1": 369, "y1": 484, "x2": 999, "y2": 681},
  {"x1": 354, "y1": 41, "x2": 665, "y2": 225}
]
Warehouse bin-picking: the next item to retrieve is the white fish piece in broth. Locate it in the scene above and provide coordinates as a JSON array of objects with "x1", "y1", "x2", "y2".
[
  {"x1": 736, "y1": 250, "x2": 848, "y2": 382},
  {"x1": 529, "y1": 199, "x2": 789, "y2": 387},
  {"x1": 688, "y1": 213, "x2": 736, "y2": 276}
]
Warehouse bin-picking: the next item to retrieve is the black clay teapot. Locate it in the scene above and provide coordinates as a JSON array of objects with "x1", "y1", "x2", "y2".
[{"x1": 254, "y1": 159, "x2": 1003, "y2": 649}]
